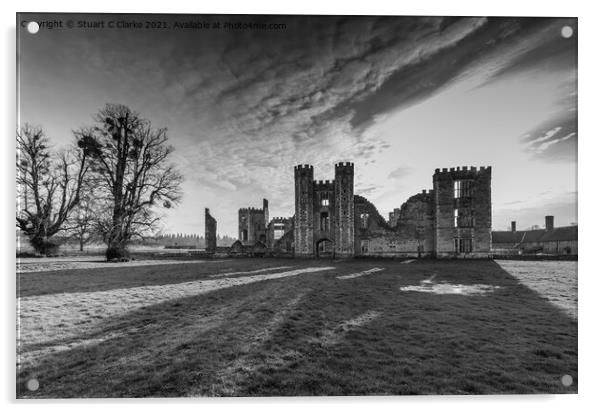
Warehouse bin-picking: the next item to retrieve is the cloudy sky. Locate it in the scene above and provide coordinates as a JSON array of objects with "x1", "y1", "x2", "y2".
[{"x1": 18, "y1": 14, "x2": 577, "y2": 236}]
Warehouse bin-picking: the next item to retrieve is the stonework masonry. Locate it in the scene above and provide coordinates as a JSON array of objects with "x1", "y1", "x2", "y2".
[
  {"x1": 204, "y1": 208, "x2": 217, "y2": 252},
  {"x1": 227, "y1": 163, "x2": 492, "y2": 258},
  {"x1": 432, "y1": 166, "x2": 492, "y2": 258},
  {"x1": 238, "y1": 199, "x2": 269, "y2": 245},
  {"x1": 291, "y1": 163, "x2": 491, "y2": 258}
]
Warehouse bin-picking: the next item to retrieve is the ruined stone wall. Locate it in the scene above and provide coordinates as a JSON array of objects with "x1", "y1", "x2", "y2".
[
  {"x1": 238, "y1": 206, "x2": 267, "y2": 245},
  {"x1": 267, "y1": 216, "x2": 293, "y2": 248},
  {"x1": 204, "y1": 208, "x2": 217, "y2": 252},
  {"x1": 354, "y1": 193, "x2": 435, "y2": 257},
  {"x1": 433, "y1": 166, "x2": 491, "y2": 258}
]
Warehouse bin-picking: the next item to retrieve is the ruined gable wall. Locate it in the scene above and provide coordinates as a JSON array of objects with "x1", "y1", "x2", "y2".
[{"x1": 354, "y1": 193, "x2": 435, "y2": 257}]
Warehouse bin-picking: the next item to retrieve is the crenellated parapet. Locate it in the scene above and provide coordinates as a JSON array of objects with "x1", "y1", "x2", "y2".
[
  {"x1": 334, "y1": 161, "x2": 354, "y2": 175},
  {"x1": 314, "y1": 179, "x2": 334, "y2": 190},
  {"x1": 270, "y1": 216, "x2": 293, "y2": 223},
  {"x1": 433, "y1": 166, "x2": 491, "y2": 180},
  {"x1": 294, "y1": 164, "x2": 314, "y2": 177}
]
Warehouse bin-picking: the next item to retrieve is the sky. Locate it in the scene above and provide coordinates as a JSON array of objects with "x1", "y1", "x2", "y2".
[{"x1": 18, "y1": 14, "x2": 577, "y2": 236}]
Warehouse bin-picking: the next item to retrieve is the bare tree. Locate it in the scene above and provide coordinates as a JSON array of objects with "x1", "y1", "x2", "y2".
[
  {"x1": 76, "y1": 104, "x2": 183, "y2": 260},
  {"x1": 64, "y1": 190, "x2": 102, "y2": 251},
  {"x1": 16, "y1": 124, "x2": 90, "y2": 255}
]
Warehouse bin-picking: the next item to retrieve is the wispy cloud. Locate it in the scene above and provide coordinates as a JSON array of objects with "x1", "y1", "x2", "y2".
[{"x1": 19, "y1": 14, "x2": 577, "y2": 235}]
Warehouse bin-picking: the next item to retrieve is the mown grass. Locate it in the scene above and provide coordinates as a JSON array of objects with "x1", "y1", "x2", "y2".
[{"x1": 17, "y1": 259, "x2": 577, "y2": 397}]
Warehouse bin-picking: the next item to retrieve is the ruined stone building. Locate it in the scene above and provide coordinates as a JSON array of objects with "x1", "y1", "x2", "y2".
[
  {"x1": 267, "y1": 216, "x2": 294, "y2": 250},
  {"x1": 204, "y1": 208, "x2": 217, "y2": 252},
  {"x1": 294, "y1": 163, "x2": 355, "y2": 257},
  {"x1": 293, "y1": 163, "x2": 492, "y2": 258},
  {"x1": 209, "y1": 163, "x2": 492, "y2": 258},
  {"x1": 238, "y1": 199, "x2": 269, "y2": 244}
]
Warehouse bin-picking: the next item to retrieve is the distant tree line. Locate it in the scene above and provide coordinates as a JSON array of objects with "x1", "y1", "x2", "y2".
[{"x1": 16, "y1": 104, "x2": 183, "y2": 260}]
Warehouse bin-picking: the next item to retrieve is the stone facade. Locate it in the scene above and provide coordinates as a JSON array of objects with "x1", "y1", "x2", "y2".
[
  {"x1": 432, "y1": 166, "x2": 492, "y2": 258},
  {"x1": 238, "y1": 199, "x2": 268, "y2": 245},
  {"x1": 204, "y1": 208, "x2": 217, "y2": 252},
  {"x1": 294, "y1": 163, "x2": 356, "y2": 258},
  {"x1": 267, "y1": 216, "x2": 293, "y2": 249},
  {"x1": 292, "y1": 163, "x2": 492, "y2": 258}
]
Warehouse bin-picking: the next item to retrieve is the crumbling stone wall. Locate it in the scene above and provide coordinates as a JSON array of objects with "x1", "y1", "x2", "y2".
[
  {"x1": 238, "y1": 199, "x2": 269, "y2": 245},
  {"x1": 204, "y1": 208, "x2": 217, "y2": 253},
  {"x1": 267, "y1": 216, "x2": 293, "y2": 248},
  {"x1": 270, "y1": 164, "x2": 491, "y2": 259},
  {"x1": 354, "y1": 194, "x2": 434, "y2": 257}
]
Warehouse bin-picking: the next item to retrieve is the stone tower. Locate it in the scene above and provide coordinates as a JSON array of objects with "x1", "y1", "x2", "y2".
[
  {"x1": 433, "y1": 166, "x2": 491, "y2": 257},
  {"x1": 294, "y1": 164, "x2": 314, "y2": 257},
  {"x1": 334, "y1": 162, "x2": 355, "y2": 257}
]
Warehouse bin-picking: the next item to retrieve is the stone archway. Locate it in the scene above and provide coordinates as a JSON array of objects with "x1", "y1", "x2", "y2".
[{"x1": 316, "y1": 238, "x2": 334, "y2": 259}]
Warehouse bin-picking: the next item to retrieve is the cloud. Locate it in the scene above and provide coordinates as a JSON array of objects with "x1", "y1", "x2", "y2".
[{"x1": 387, "y1": 167, "x2": 411, "y2": 180}]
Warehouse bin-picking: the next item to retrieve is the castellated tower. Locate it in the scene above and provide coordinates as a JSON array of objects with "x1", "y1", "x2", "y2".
[
  {"x1": 294, "y1": 164, "x2": 315, "y2": 257},
  {"x1": 334, "y1": 162, "x2": 355, "y2": 257},
  {"x1": 433, "y1": 166, "x2": 492, "y2": 258}
]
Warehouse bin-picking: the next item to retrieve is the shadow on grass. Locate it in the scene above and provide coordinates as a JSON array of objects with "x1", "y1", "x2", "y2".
[
  {"x1": 18, "y1": 259, "x2": 299, "y2": 298},
  {"x1": 17, "y1": 260, "x2": 577, "y2": 397}
]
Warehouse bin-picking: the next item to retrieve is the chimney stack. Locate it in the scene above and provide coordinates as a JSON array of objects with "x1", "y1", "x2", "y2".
[
  {"x1": 511, "y1": 221, "x2": 516, "y2": 232},
  {"x1": 545, "y1": 215, "x2": 554, "y2": 231}
]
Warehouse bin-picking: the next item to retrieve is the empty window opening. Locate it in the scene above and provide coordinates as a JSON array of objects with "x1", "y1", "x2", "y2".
[
  {"x1": 454, "y1": 208, "x2": 474, "y2": 228},
  {"x1": 454, "y1": 180, "x2": 474, "y2": 198},
  {"x1": 361, "y1": 240, "x2": 369, "y2": 253},
  {"x1": 455, "y1": 238, "x2": 473, "y2": 253},
  {"x1": 273, "y1": 223, "x2": 285, "y2": 240},
  {"x1": 320, "y1": 212, "x2": 330, "y2": 231},
  {"x1": 360, "y1": 213, "x2": 369, "y2": 229},
  {"x1": 320, "y1": 192, "x2": 329, "y2": 206}
]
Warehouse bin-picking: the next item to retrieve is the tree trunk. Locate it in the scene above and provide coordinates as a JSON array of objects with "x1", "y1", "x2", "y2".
[
  {"x1": 30, "y1": 236, "x2": 59, "y2": 256},
  {"x1": 105, "y1": 242, "x2": 129, "y2": 261},
  {"x1": 79, "y1": 236, "x2": 84, "y2": 252}
]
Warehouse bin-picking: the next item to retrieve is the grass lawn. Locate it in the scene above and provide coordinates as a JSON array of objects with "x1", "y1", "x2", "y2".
[{"x1": 16, "y1": 258, "x2": 577, "y2": 397}]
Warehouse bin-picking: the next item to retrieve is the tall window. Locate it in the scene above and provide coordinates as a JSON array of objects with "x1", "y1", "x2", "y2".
[
  {"x1": 454, "y1": 180, "x2": 473, "y2": 198},
  {"x1": 273, "y1": 223, "x2": 285, "y2": 240},
  {"x1": 320, "y1": 192, "x2": 329, "y2": 206},
  {"x1": 360, "y1": 213, "x2": 369, "y2": 229},
  {"x1": 454, "y1": 208, "x2": 474, "y2": 228},
  {"x1": 361, "y1": 240, "x2": 369, "y2": 253},
  {"x1": 455, "y1": 238, "x2": 473, "y2": 253},
  {"x1": 320, "y1": 212, "x2": 330, "y2": 231}
]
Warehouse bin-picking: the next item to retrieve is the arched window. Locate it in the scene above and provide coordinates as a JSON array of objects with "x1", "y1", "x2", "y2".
[{"x1": 360, "y1": 213, "x2": 369, "y2": 229}]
